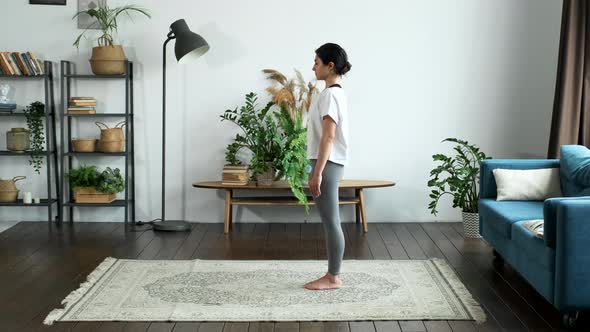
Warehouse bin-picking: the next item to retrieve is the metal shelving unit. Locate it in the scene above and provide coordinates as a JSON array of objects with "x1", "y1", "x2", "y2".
[
  {"x1": 59, "y1": 60, "x2": 135, "y2": 223},
  {"x1": 0, "y1": 61, "x2": 60, "y2": 223}
]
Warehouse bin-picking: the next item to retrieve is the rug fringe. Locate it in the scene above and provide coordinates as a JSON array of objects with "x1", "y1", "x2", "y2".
[
  {"x1": 43, "y1": 256, "x2": 118, "y2": 325},
  {"x1": 430, "y1": 258, "x2": 487, "y2": 324}
]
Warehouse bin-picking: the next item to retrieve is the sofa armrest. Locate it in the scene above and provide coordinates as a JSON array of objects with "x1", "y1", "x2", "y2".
[
  {"x1": 479, "y1": 159, "x2": 560, "y2": 199},
  {"x1": 543, "y1": 197, "x2": 590, "y2": 248},
  {"x1": 554, "y1": 200, "x2": 590, "y2": 310}
]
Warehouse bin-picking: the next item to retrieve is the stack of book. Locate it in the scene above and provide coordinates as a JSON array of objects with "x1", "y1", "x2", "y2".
[
  {"x1": 68, "y1": 97, "x2": 97, "y2": 114},
  {"x1": 0, "y1": 51, "x2": 44, "y2": 76},
  {"x1": 222, "y1": 165, "x2": 249, "y2": 185}
]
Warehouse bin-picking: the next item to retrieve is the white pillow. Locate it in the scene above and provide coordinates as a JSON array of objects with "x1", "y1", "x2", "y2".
[{"x1": 492, "y1": 168, "x2": 562, "y2": 201}]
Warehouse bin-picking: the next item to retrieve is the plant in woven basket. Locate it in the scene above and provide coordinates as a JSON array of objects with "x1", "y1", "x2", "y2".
[
  {"x1": 73, "y1": 1, "x2": 151, "y2": 48},
  {"x1": 427, "y1": 138, "x2": 491, "y2": 215},
  {"x1": 24, "y1": 101, "x2": 45, "y2": 174},
  {"x1": 220, "y1": 92, "x2": 282, "y2": 180}
]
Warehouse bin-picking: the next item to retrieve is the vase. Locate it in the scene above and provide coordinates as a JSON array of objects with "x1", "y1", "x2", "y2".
[
  {"x1": 256, "y1": 162, "x2": 275, "y2": 186},
  {"x1": 6, "y1": 128, "x2": 30, "y2": 153},
  {"x1": 462, "y1": 212, "x2": 481, "y2": 238}
]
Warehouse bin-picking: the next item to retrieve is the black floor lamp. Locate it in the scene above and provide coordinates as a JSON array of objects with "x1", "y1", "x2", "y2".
[{"x1": 153, "y1": 19, "x2": 210, "y2": 232}]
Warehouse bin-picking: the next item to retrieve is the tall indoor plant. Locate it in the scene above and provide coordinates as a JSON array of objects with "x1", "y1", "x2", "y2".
[
  {"x1": 73, "y1": 2, "x2": 151, "y2": 75},
  {"x1": 427, "y1": 138, "x2": 491, "y2": 238}
]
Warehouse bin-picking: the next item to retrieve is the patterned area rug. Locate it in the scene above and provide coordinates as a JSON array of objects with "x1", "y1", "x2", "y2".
[{"x1": 44, "y1": 258, "x2": 486, "y2": 324}]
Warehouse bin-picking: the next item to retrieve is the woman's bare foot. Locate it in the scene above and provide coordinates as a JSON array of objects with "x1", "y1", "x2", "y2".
[{"x1": 304, "y1": 273, "x2": 342, "y2": 290}]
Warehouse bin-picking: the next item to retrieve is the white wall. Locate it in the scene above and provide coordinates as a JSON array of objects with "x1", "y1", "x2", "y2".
[{"x1": 0, "y1": 0, "x2": 563, "y2": 223}]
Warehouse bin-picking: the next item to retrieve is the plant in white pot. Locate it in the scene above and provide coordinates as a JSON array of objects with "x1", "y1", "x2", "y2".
[
  {"x1": 427, "y1": 138, "x2": 491, "y2": 238},
  {"x1": 73, "y1": 2, "x2": 150, "y2": 75}
]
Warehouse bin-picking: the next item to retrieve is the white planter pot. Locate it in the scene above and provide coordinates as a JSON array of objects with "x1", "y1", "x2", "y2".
[{"x1": 462, "y1": 212, "x2": 482, "y2": 238}]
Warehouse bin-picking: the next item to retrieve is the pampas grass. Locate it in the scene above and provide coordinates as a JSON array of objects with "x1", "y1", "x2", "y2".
[{"x1": 262, "y1": 69, "x2": 318, "y2": 121}]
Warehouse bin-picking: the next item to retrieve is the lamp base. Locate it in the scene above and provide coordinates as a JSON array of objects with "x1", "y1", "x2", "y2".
[{"x1": 152, "y1": 220, "x2": 192, "y2": 232}]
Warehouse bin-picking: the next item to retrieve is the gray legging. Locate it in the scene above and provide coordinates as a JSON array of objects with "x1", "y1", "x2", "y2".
[{"x1": 309, "y1": 159, "x2": 345, "y2": 275}]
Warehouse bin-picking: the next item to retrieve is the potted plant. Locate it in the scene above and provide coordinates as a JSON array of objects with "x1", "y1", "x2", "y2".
[
  {"x1": 221, "y1": 92, "x2": 282, "y2": 186},
  {"x1": 73, "y1": 2, "x2": 150, "y2": 75},
  {"x1": 67, "y1": 165, "x2": 124, "y2": 203},
  {"x1": 427, "y1": 138, "x2": 491, "y2": 238},
  {"x1": 24, "y1": 101, "x2": 45, "y2": 174}
]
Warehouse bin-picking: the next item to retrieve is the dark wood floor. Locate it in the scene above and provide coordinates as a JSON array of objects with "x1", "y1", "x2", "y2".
[{"x1": 0, "y1": 221, "x2": 587, "y2": 332}]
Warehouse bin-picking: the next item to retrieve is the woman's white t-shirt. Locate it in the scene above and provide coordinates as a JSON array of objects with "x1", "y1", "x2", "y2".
[{"x1": 306, "y1": 86, "x2": 349, "y2": 166}]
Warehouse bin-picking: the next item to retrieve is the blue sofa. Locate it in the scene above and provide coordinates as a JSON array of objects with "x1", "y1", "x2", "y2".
[{"x1": 478, "y1": 145, "x2": 590, "y2": 328}]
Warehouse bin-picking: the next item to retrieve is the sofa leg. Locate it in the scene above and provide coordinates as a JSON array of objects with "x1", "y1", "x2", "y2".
[
  {"x1": 562, "y1": 311, "x2": 580, "y2": 329},
  {"x1": 492, "y1": 249, "x2": 504, "y2": 262}
]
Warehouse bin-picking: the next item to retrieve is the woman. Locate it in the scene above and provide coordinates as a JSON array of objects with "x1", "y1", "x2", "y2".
[{"x1": 304, "y1": 43, "x2": 351, "y2": 291}]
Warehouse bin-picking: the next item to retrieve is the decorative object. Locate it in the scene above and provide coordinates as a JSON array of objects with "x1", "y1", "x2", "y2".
[
  {"x1": 23, "y1": 192, "x2": 32, "y2": 204},
  {"x1": 67, "y1": 165, "x2": 124, "y2": 203},
  {"x1": 24, "y1": 101, "x2": 45, "y2": 174},
  {"x1": 6, "y1": 128, "x2": 31, "y2": 153},
  {"x1": 0, "y1": 176, "x2": 26, "y2": 203},
  {"x1": 72, "y1": 138, "x2": 98, "y2": 152},
  {"x1": 30, "y1": 0, "x2": 66, "y2": 5},
  {"x1": 33, "y1": 197, "x2": 41, "y2": 204},
  {"x1": 95, "y1": 121, "x2": 125, "y2": 152},
  {"x1": 44, "y1": 257, "x2": 485, "y2": 325},
  {"x1": 77, "y1": 0, "x2": 102, "y2": 29},
  {"x1": 73, "y1": 2, "x2": 150, "y2": 75},
  {"x1": 155, "y1": 19, "x2": 209, "y2": 232},
  {"x1": 0, "y1": 82, "x2": 15, "y2": 105},
  {"x1": 427, "y1": 138, "x2": 491, "y2": 238}
]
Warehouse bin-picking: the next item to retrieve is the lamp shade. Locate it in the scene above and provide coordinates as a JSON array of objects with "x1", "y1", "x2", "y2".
[{"x1": 169, "y1": 19, "x2": 210, "y2": 64}]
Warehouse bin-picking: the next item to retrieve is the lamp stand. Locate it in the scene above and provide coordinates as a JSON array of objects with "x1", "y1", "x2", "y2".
[{"x1": 153, "y1": 31, "x2": 191, "y2": 232}]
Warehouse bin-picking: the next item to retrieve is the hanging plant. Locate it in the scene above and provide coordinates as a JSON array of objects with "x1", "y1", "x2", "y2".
[{"x1": 24, "y1": 101, "x2": 45, "y2": 174}]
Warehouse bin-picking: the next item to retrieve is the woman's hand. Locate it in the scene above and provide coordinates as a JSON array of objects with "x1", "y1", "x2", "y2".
[{"x1": 309, "y1": 173, "x2": 322, "y2": 198}]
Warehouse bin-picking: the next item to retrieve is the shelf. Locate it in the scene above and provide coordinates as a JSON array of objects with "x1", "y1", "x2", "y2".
[
  {"x1": 0, "y1": 112, "x2": 55, "y2": 117},
  {"x1": 63, "y1": 199, "x2": 129, "y2": 207},
  {"x1": 65, "y1": 113, "x2": 132, "y2": 117},
  {"x1": 64, "y1": 74, "x2": 127, "y2": 79},
  {"x1": 0, "y1": 199, "x2": 58, "y2": 207},
  {"x1": 0, "y1": 75, "x2": 46, "y2": 79},
  {"x1": 64, "y1": 152, "x2": 127, "y2": 156},
  {"x1": 0, "y1": 150, "x2": 52, "y2": 156}
]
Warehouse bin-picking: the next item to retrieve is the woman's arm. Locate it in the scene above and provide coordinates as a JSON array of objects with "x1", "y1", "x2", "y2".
[{"x1": 309, "y1": 116, "x2": 337, "y2": 197}]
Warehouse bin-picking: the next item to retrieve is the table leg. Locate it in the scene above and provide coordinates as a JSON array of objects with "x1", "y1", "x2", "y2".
[
  {"x1": 224, "y1": 189, "x2": 232, "y2": 234},
  {"x1": 359, "y1": 188, "x2": 368, "y2": 233},
  {"x1": 229, "y1": 189, "x2": 233, "y2": 230},
  {"x1": 355, "y1": 189, "x2": 361, "y2": 224}
]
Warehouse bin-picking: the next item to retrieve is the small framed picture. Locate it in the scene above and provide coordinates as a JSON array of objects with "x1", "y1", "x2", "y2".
[{"x1": 30, "y1": 0, "x2": 66, "y2": 5}]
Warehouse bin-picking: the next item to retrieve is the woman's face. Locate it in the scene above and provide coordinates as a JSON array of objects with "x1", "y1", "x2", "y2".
[{"x1": 312, "y1": 55, "x2": 333, "y2": 81}]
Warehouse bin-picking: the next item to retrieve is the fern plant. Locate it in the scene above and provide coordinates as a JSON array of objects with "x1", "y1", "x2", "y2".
[
  {"x1": 427, "y1": 138, "x2": 491, "y2": 215},
  {"x1": 67, "y1": 165, "x2": 100, "y2": 189},
  {"x1": 24, "y1": 101, "x2": 45, "y2": 174},
  {"x1": 73, "y1": 1, "x2": 151, "y2": 48},
  {"x1": 274, "y1": 106, "x2": 311, "y2": 212}
]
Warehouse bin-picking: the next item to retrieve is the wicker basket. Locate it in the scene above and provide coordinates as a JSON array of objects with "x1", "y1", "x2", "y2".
[
  {"x1": 96, "y1": 121, "x2": 125, "y2": 152},
  {"x1": 89, "y1": 45, "x2": 126, "y2": 75},
  {"x1": 74, "y1": 187, "x2": 116, "y2": 203},
  {"x1": 98, "y1": 140, "x2": 125, "y2": 153},
  {"x1": 0, "y1": 190, "x2": 18, "y2": 203},
  {"x1": 72, "y1": 139, "x2": 98, "y2": 152}
]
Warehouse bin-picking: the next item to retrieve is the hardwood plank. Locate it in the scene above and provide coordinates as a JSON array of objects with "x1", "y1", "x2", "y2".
[
  {"x1": 399, "y1": 321, "x2": 426, "y2": 332},
  {"x1": 423, "y1": 321, "x2": 452, "y2": 332},
  {"x1": 375, "y1": 223, "x2": 408, "y2": 259},
  {"x1": 223, "y1": 322, "x2": 249, "y2": 332},
  {"x1": 391, "y1": 224, "x2": 426, "y2": 259},
  {"x1": 322, "y1": 322, "x2": 350, "y2": 332},
  {"x1": 366, "y1": 223, "x2": 391, "y2": 259},
  {"x1": 374, "y1": 321, "x2": 401, "y2": 332},
  {"x1": 349, "y1": 321, "x2": 375, "y2": 332},
  {"x1": 248, "y1": 322, "x2": 274, "y2": 332},
  {"x1": 197, "y1": 322, "x2": 225, "y2": 332},
  {"x1": 273, "y1": 322, "x2": 299, "y2": 332},
  {"x1": 172, "y1": 322, "x2": 201, "y2": 332},
  {"x1": 299, "y1": 322, "x2": 322, "y2": 332}
]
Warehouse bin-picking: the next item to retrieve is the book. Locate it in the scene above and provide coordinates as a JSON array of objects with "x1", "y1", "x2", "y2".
[
  {"x1": 28, "y1": 52, "x2": 44, "y2": 74},
  {"x1": 223, "y1": 165, "x2": 248, "y2": 170},
  {"x1": 67, "y1": 109, "x2": 97, "y2": 115},
  {"x1": 21, "y1": 53, "x2": 36, "y2": 76},
  {"x1": 9, "y1": 53, "x2": 22, "y2": 75},
  {"x1": 14, "y1": 53, "x2": 30, "y2": 76},
  {"x1": 0, "y1": 53, "x2": 12, "y2": 75},
  {"x1": 4, "y1": 52, "x2": 19, "y2": 75},
  {"x1": 70, "y1": 97, "x2": 96, "y2": 100},
  {"x1": 26, "y1": 52, "x2": 40, "y2": 75}
]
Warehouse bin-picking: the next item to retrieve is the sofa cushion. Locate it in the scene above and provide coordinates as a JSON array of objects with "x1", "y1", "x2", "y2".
[
  {"x1": 512, "y1": 221, "x2": 555, "y2": 270},
  {"x1": 493, "y1": 168, "x2": 562, "y2": 201},
  {"x1": 560, "y1": 145, "x2": 590, "y2": 197},
  {"x1": 479, "y1": 199, "x2": 544, "y2": 238}
]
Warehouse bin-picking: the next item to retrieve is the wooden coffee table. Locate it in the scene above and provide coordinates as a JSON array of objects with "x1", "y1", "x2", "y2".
[{"x1": 192, "y1": 180, "x2": 395, "y2": 234}]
